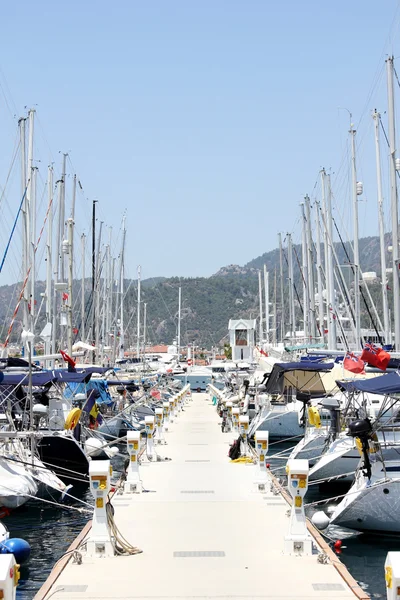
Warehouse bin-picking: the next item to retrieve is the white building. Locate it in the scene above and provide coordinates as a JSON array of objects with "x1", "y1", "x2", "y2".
[{"x1": 228, "y1": 319, "x2": 256, "y2": 362}]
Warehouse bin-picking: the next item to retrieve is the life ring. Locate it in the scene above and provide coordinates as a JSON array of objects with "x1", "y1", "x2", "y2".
[{"x1": 64, "y1": 408, "x2": 82, "y2": 430}]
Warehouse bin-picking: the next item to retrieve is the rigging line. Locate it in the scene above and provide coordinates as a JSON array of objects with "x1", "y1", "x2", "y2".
[
  {"x1": 0, "y1": 134, "x2": 20, "y2": 212},
  {"x1": 0, "y1": 185, "x2": 27, "y2": 273},
  {"x1": 3, "y1": 188, "x2": 54, "y2": 348},
  {"x1": 332, "y1": 218, "x2": 382, "y2": 344},
  {"x1": 282, "y1": 245, "x2": 302, "y2": 316},
  {"x1": 292, "y1": 246, "x2": 305, "y2": 317}
]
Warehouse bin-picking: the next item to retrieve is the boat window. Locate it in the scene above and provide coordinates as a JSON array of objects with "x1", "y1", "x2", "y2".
[{"x1": 235, "y1": 330, "x2": 247, "y2": 346}]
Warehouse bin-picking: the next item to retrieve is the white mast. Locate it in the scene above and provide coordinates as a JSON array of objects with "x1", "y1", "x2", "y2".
[
  {"x1": 19, "y1": 117, "x2": 29, "y2": 333},
  {"x1": 66, "y1": 217, "x2": 74, "y2": 357},
  {"x1": 258, "y1": 270, "x2": 263, "y2": 344},
  {"x1": 66, "y1": 175, "x2": 76, "y2": 357},
  {"x1": 263, "y1": 265, "x2": 269, "y2": 343},
  {"x1": 136, "y1": 265, "x2": 141, "y2": 358},
  {"x1": 315, "y1": 200, "x2": 324, "y2": 342},
  {"x1": 177, "y1": 285, "x2": 181, "y2": 361},
  {"x1": 387, "y1": 56, "x2": 400, "y2": 350},
  {"x1": 106, "y1": 227, "x2": 112, "y2": 350},
  {"x1": 300, "y1": 202, "x2": 309, "y2": 340},
  {"x1": 350, "y1": 125, "x2": 361, "y2": 348},
  {"x1": 326, "y1": 174, "x2": 337, "y2": 349},
  {"x1": 373, "y1": 109, "x2": 390, "y2": 344},
  {"x1": 143, "y1": 302, "x2": 147, "y2": 363},
  {"x1": 287, "y1": 233, "x2": 295, "y2": 342},
  {"x1": 119, "y1": 217, "x2": 126, "y2": 360},
  {"x1": 305, "y1": 195, "x2": 316, "y2": 341},
  {"x1": 44, "y1": 166, "x2": 53, "y2": 364},
  {"x1": 278, "y1": 233, "x2": 285, "y2": 342},
  {"x1": 27, "y1": 109, "x2": 35, "y2": 335},
  {"x1": 95, "y1": 221, "x2": 103, "y2": 358},
  {"x1": 81, "y1": 233, "x2": 86, "y2": 343}
]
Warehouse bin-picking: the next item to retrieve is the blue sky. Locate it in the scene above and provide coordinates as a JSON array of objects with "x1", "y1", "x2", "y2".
[{"x1": 0, "y1": 0, "x2": 399, "y2": 284}]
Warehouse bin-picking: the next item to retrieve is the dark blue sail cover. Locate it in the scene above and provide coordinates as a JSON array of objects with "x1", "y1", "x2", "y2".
[{"x1": 337, "y1": 372, "x2": 400, "y2": 395}]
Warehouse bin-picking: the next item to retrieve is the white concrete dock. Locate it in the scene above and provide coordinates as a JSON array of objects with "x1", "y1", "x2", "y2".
[{"x1": 36, "y1": 393, "x2": 368, "y2": 600}]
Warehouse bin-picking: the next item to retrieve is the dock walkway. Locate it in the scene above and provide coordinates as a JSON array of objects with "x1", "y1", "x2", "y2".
[{"x1": 37, "y1": 393, "x2": 367, "y2": 600}]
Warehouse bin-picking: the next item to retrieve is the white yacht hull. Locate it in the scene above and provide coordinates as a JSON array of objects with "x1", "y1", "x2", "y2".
[{"x1": 330, "y1": 469, "x2": 400, "y2": 533}]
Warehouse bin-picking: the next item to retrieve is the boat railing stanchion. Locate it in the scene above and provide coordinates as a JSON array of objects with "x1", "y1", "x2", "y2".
[
  {"x1": 87, "y1": 459, "x2": 114, "y2": 557},
  {"x1": 226, "y1": 401, "x2": 233, "y2": 432},
  {"x1": 239, "y1": 415, "x2": 250, "y2": 456},
  {"x1": 284, "y1": 459, "x2": 312, "y2": 556},
  {"x1": 125, "y1": 431, "x2": 141, "y2": 494},
  {"x1": 145, "y1": 416, "x2": 156, "y2": 460},
  {"x1": 0, "y1": 552, "x2": 19, "y2": 599},
  {"x1": 232, "y1": 407, "x2": 239, "y2": 435},
  {"x1": 155, "y1": 408, "x2": 165, "y2": 445},
  {"x1": 254, "y1": 430, "x2": 269, "y2": 493},
  {"x1": 163, "y1": 401, "x2": 170, "y2": 432},
  {"x1": 169, "y1": 399, "x2": 174, "y2": 424},
  {"x1": 385, "y1": 552, "x2": 400, "y2": 600}
]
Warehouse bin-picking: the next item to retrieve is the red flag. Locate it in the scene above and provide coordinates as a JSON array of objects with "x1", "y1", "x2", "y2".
[
  {"x1": 360, "y1": 343, "x2": 390, "y2": 371},
  {"x1": 60, "y1": 349, "x2": 76, "y2": 369},
  {"x1": 343, "y1": 352, "x2": 365, "y2": 374},
  {"x1": 62, "y1": 292, "x2": 69, "y2": 302}
]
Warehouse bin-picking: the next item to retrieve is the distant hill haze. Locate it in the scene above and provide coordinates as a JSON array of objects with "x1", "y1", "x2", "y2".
[{"x1": 0, "y1": 235, "x2": 392, "y2": 349}]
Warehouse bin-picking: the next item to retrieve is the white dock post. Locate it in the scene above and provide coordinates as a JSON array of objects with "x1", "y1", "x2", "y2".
[
  {"x1": 145, "y1": 415, "x2": 156, "y2": 460},
  {"x1": 0, "y1": 554, "x2": 19, "y2": 599},
  {"x1": 385, "y1": 552, "x2": 400, "y2": 600},
  {"x1": 155, "y1": 408, "x2": 165, "y2": 444},
  {"x1": 225, "y1": 401, "x2": 233, "y2": 432},
  {"x1": 169, "y1": 399, "x2": 174, "y2": 423},
  {"x1": 87, "y1": 460, "x2": 114, "y2": 558},
  {"x1": 173, "y1": 396, "x2": 178, "y2": 419},
  {"x1": 254, "y1": 430, "x2": 269, "y2": 492},
  {"x1": 125, "y1": 431, "x2": 141, "y2": 493},
  {"x1": 284, "y1": 459, "x2": 313, "y2": 556},
  {"x1": 177, "y1": 391, "x2": 183, "y2": 412},
  {"x1": 232, "y1": 407, "x2": 239, "y2": 434},
  {"x1": 163, "y1": 401, "x2": 170, "y2": 431},
  {"x1": 239, "y1": 415, "x2": 250, "y2": 456}
]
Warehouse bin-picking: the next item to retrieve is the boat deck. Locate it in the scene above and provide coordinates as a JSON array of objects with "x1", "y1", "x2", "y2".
[{"x1": 36, "y1": 393, "x2": 368, "y2": 600}]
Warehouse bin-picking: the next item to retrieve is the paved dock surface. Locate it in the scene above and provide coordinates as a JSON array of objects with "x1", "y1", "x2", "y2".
[{"x1": 38, "y1": 393, "x2": 365, "y2": 600}]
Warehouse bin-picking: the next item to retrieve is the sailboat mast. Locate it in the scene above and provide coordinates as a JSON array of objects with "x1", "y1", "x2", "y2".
[
  {"x1": 91, "y1": 200, "x2": 97, "y2": 346},
  {"x1": 315, "y1": 200, "x2": 324, "y2": 342},
  {"x1": 177, "y1": 285, "x2": 181, "y2": 361},
  {"x1": 350, "y1": 125, "x2": 361, "y2": 348},
  {"x1": 119, "y1": 217, "x2": 126, "y2": 360},
  {"x1": 278, "y1": 233, "x2": 285, "y2": 342},
  {"x1": 45, "y1": 166, "x2": 53, "y2": 364},
  {"x1": 81, "y1": 233, "x2": 86, "y2": 343},
  {"x1": 301, "y1": 202, "x2": 309, "y2": 340},
  {"x1": 143, "y1": 302, "x2": 147, "y2": 363},
  {"x1": 263, "y1": 265, "x2": 269, "y2": 343},
  {"x1": 305, "y1": 195, "x2": 316, "y2": 341},
  {"x1": 287, "y1": 234, "x2": 295, "y2": 342},
  {"x1": 273, "y1": 270, "x2": 277, "y2": 345},
  {"x1": 137, "y1": 265, "x2": 141, "y2": 358},
  {"x1": 19, "y1": 117, "x2": 28, "y2": 333},
  {"x1": 373, "y1": 109, "x2": 390, "y2": 344},
  {"x1": 387, "y1": 56, "x2": 400, "y2": 350},
  {"x1": 66, "y1": 175, "x2": 76, "y2": 357},
  {"x1": 258, "y1": 270, "x2": 263, "y2": 344},
  {"x1": 27, "y1": 110, "x2": 35, "y2": 334},
  {"x1": 95, "y1": 221, "x2": 103, "y2": 359},
  {"x1": 326, "y1": 174, "x2": 337, "y2": 349}
]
